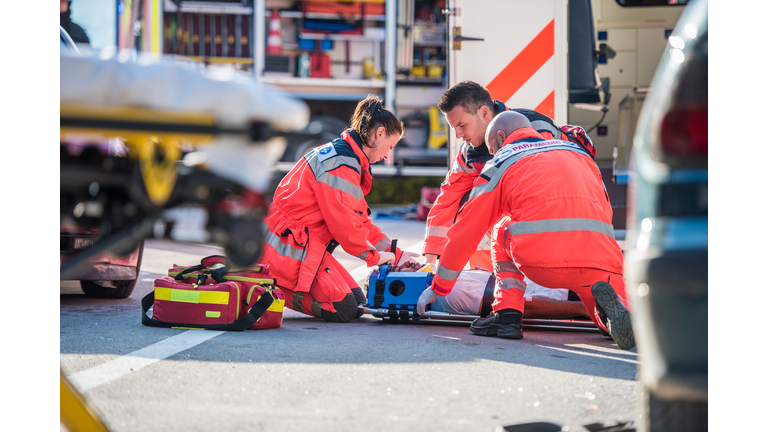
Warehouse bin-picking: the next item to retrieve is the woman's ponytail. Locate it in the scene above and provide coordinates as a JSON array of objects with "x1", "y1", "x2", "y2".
[{"x1": 350, "y1": 95, "x2": 403, "y2": 147}]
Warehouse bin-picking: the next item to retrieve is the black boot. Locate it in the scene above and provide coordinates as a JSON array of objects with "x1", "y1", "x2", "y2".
[
  {"x1": 351, "y1": 287, "x2": 367, "y2": 318},
  {"x1": 592, "y1": 281, "x2": 635, "y2": 350},
  {"x1": 470, "y1": 309, "x2": 523, "y2": 339}
]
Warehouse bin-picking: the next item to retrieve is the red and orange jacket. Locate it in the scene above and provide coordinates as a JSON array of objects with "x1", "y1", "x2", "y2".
[
  {"x1": 422, "y1": 103, "x2": 594, "y2": 264},
  {"x1": 430, "y1": 127, "x2": 620, "y2": 296},
  {"x1": 261, "y1": 129, "x2": 398, "y2": 293}
]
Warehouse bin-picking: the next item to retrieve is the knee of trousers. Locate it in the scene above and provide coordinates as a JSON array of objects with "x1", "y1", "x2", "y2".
[{"x1": 319, "y1": 293, "x2": 358, "y2": 323}]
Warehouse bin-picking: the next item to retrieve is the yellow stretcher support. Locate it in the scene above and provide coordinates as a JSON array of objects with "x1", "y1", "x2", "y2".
[
  {"x1": 60, "y1": 103, "x2": 219, "y2": 206},
  {"x1": 60, "y1": 371, "x2": 110, "y2": 432}
]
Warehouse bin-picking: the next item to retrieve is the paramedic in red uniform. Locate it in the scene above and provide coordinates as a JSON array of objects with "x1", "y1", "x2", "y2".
[
  {"x1": 423, "y1": 81, "x2": 595, "y2": 272},
  {"x1": 417, "y1": 111, "x2": 635, "y2": 350},
  {"x1": 261, "y1": 96, "x2": 419, "y2": 322}
]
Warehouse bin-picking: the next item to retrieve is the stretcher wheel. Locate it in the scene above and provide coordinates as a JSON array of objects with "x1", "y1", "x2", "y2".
[{"x1": 80, "y1": 241, "x2": 144, "y2": 299}]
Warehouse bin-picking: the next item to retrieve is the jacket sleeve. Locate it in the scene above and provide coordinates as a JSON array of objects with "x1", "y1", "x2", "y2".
[
  {"x1": 431, "y1": 181, "x2": 502, "y2": 296},
  {"x1": 422, "y1": 144, "x2": 482, "y2": 257},
  {"x1": 311, "y1": 165, "x2": 381, "y2": 267}
]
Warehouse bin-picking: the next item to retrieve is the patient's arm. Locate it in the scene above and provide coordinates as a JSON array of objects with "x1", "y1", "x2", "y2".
[{"x1": 523, "y1": 297, "x2": 589, "y2": 320}]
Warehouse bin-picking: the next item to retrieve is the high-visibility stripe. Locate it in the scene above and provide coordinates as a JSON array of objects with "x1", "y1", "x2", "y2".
[
  {"x1": 264, "y1": 230, "x2": 305, "y2": 261},
  {"x1": 205, "y1": 311, "x2": 221, "y2": 318},
  {"x1": 224, "y1": 276, "x2": 275, "y2": 284},
  {"x1": 254, "y1": 295, "x2": 285, "y2": 313},
  {"x1": 451, "y1": 159, "x2": 475, "y2": 174},
  {"x1": 530, "y1": 117, "x2": 560, "y2": 140},
  {"x1": 154, "y1": 287, "x2": 230, "y2": 305},
  {"x1": 509, "y1": 218, "x2": 615, "y2": 238},
  {"x1": 534, "y1": 91, "x2": 556, "y2": 120},
  {"x1": 477, "y1": 234, "x2": 492, "y2": 251},
  {"x1": 496, "y1": 277, "x2": 526, "y2": 293},
  {"x1": 375, "y1": 238, "x2": 391, "y2": 251},
  {"x1": 306, "y1": 153, "x2": 365, "y2": 200},
  {"x1": 437, "y1": 264, "x2": 462, "y2": 282},
  {"x1": 316, "y1": 172, "x2": 365, "y2": 200},
  {"x1": 494, "y1": 261, "x2": 522, "y2": 275},
  {"x1": 427, "y1": 225, "x2": 449, "y2": 238},
  {"x1": 470, "y1": 143, "x2": 588, "y2": 200},
  {"x1": 486, "y1": 20, "x2": 555, "y2": 105}
]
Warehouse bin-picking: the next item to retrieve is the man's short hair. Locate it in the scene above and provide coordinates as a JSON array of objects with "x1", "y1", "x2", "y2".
[{"x1": 437, "y1": 80, "x2": 495, "y2": 115}]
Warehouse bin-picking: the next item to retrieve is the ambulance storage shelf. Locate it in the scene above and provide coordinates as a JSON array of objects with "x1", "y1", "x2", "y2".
[{"x1": 260, "y1": 76, "x2": 385, "y2": 100}]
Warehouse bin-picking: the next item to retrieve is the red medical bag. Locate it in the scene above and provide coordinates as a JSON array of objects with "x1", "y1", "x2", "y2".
[{"x1": 142, "y1": 256, "x2": 285, "y2": 331}]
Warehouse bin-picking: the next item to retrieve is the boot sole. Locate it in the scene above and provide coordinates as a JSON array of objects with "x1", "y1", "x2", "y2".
[
  {"x1": 592, "y1": 281, "x2": 635, "y2": 350},
  {"x1": 470, "y1": 323, "x2": 523, "y2": 339}
]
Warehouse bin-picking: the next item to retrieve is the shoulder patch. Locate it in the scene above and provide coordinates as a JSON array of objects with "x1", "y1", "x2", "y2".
[{"x1": 316, "y1": 143, "x2": 337, "y2": 162}]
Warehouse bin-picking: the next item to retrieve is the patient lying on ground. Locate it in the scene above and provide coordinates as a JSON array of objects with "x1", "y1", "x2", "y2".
[{"x1": 365, "y1": 266, "x2": 589, "y2": 319}]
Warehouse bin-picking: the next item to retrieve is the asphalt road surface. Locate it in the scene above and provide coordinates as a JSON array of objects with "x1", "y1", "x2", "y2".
[{"x1": 60, "y1": 215, "x2": 641, "y2": 432}]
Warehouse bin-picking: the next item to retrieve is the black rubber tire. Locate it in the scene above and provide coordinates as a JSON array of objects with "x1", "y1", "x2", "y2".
[
  {"x1": 80, "y1": 241, "x2": 144, "y2": 299},
  {"x1": 640, "y1": 387, "x2": 708, "y2": 432}
]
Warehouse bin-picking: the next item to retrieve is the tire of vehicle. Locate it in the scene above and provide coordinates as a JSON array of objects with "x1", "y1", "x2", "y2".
[
  {"x1": 80, "y1": 241, "x2": 144, "y2": 299},
  {"x1": 640, "y1": 387, "x2": 708, "y2": 432}
]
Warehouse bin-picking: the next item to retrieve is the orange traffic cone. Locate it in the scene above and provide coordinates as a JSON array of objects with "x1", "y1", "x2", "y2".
[{"x1": 267, "y1": 9, "x2": 283, "y2": 55}]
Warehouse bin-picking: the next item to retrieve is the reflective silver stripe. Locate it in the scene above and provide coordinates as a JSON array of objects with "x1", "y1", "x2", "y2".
[
  {"x1": 531, "y1": 119, "x2": 560, "y2": 138},
  {"x1": 357, "y1": 242, "x2": 376, "y2": 259},
  {"x1": 306, "y1": 153, "x2": 365, "y2": 201},
  {"x1": 494, "y1": 260, "x2": 522, "y2": 275},
  {"x1": 426, "y1": 225, "x2": 449, "y2": 238},
  {"x1": 436, "y1": 264, "x2": 462, "y2": 282},
  {"x1": 496, "y1": 277, "x2": 526, "y2": 293},
  {"x1": 477, "y1": 233, "x2": 492, "y2": 250},
  {"x1": 470, "y1": 144, "x2": 590, "y2": 200},
  {"x1": 509, "y1": 218, "x2": 615, "y2": 238},
  {"x1": 316, "y1": 172, "x2": 365, "y2": 200},
  {"x1": 451, "y1": 160, "x2": 476, "y2": 174},
  {"x1": 264, "y1": 230, "x2": 306, "y2": 261},
  {"x1": 375, "y1": 237, "x2": 391, "y2": 251}
]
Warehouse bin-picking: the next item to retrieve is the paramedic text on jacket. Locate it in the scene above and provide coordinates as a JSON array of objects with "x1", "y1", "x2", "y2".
[
  {"x1": 260, "y1": 96, "x2": 419, "y2": 323},
  {"x1": 424, "y1": 111, "x2": 635, "y2": 349},
  {"x1": 423, "y1": 81, "x2": 595, "y2": 271}
]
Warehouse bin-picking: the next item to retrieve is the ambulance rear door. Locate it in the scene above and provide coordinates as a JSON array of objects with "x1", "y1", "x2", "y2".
[{"x1": 444, "y1": 0, "x2": 568, "y2": 161}]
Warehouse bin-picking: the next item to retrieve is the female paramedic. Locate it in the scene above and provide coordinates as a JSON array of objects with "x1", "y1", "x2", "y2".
[{"x1": 260, "y1": 95, "x2": 420, "y2": 322}]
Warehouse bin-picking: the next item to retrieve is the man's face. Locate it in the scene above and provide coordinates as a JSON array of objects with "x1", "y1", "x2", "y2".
[
  {"x1": 444, "y1": 105, "x2": 491, "y2": 148},
  {"x1": 61, "y1": 0, "x2": 70, "y2": 13}
]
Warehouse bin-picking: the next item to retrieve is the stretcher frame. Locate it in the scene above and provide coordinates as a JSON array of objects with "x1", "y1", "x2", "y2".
[{"x1": 360, "y1": 307, "x2": 600, "y2": 333}]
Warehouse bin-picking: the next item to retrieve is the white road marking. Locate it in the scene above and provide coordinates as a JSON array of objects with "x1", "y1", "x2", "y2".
[
  {"x1": 67, "y1": 330, "x2": 224, "y2": 392},
  {"x1": 536, "y1": 344, "x2": 639, "y2": 364}
]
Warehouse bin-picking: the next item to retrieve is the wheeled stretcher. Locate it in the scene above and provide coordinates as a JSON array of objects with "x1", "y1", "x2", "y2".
[
  {"x1": 60, "y1": 54, "x2": 313, "y2": 277},
  {"x1": 360, "y1": 264, "x2": 599, "y2": 332}
]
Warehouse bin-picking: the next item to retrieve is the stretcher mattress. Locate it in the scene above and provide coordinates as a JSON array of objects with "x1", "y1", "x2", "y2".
[{"x1": 60, "y1": 54, "x2": 309, "y2": 132}]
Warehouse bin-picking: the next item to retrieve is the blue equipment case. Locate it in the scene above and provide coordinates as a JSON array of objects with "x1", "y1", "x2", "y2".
[{"x1": 367, "y1": 264, "x2": 433, "y2": 323}]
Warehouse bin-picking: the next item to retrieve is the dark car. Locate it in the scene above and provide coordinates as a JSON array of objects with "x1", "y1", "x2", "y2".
[{"x1": 623, "y1": 1, "x2": 708, "y2": 431}]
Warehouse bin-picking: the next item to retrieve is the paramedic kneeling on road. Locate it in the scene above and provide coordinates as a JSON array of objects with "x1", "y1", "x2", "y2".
[
  {"x1": 261, "y1": 96, "x2": 419, "y2": 323},
  {"x1": 416, "y1": 111, "x2": 635, "y2": 349}
]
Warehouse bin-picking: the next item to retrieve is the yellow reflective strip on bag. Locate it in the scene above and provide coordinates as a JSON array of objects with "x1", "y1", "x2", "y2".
[
  {"x1": 205, "y1": 311, "x2": 221, "y2": 318},
  {"x1": 155, "y1": 287, "x2": 230, "y2": 304},
  {"x1": 256, "y1": 294, "x2": 285, "y2": 313},
  {"x1": 224, "y1": 276, "x2": 275, "y2": 284}
]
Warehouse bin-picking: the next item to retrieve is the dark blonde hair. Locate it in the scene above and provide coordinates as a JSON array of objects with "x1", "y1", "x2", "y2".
[
  {"x1": 438, "y1": 80, "x2": 494, "y2": 115},
  {"x1": 349, "y1": 95, "x2": 404, "y2": 148}
]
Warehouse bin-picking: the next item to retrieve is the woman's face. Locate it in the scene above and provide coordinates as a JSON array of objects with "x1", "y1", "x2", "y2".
[{"x1": 363, "y1": 126, "x2": 400, "y2": 164}]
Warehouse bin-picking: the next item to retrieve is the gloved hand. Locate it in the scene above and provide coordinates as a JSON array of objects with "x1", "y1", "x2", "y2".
[
  {"x1": 416, "y1": 287, "x2": 440, "y2": 315},
  {"x1": 423, "y1": 253, "x2": 439, "y2": 266},
  {"x1": 376, "y1": 251, "x2": 395, "y2": 266},
  {"x1": 397, "y1": 250, "x2": 421, "y2": 266}
]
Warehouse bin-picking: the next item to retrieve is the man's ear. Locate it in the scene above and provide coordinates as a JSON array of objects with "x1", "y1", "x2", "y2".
[{"x1": 478, "y1": 105, "x2": 490, "y2": 120}]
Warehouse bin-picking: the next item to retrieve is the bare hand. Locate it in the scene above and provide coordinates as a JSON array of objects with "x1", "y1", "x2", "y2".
[{"x1": 424, "y1": 253, "x2": 438, "y2": 265}]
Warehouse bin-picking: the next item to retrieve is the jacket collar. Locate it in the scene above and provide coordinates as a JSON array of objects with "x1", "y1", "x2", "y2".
[
  {"x1": 341, "y1": 129, "x2": 373, "y2": 194},
  {"x1": 465, "y1": 100, "x2": 509, "y2": 163}
]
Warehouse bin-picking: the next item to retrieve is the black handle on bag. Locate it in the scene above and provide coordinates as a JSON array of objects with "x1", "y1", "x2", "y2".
[{"x1": 174, "y1": 255, "x2": 232, "y2": 284}]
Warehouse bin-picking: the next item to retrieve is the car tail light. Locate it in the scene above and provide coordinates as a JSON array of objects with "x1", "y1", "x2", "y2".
[{"x1": 660, "y1": 102, "x2": 708, "y2": 155}]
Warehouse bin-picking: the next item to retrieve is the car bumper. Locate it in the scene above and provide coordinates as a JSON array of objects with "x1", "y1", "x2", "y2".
[{"x1": 625, "y1": 247, "x2": 708, "y2": 401}]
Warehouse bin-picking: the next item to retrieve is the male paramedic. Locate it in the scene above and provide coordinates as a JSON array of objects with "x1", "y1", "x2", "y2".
[
  {"x1": 416, "y1": 111, "x2": 635, "y2": 350},
  {"x1": 422, "y1": 80, "x2": 595, "y2": 271}
]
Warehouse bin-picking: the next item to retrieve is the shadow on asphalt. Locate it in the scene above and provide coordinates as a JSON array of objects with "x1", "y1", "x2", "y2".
[{"x1": 61, "y1": 281, "x2": 637, "y2": 382}]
